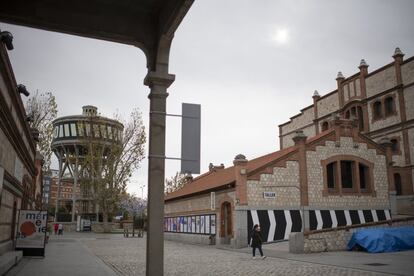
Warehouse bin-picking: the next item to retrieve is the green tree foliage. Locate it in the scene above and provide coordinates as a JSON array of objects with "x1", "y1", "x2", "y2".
[
  {"x1": 25, "y1": 91, "x2": 58, "y2": 171},
  {"x1": 165, "y1": 172, "x2": 187, "y2": 194},
  {"x1": 82, "y1": 109, "x2": 146, "y2": 230}
]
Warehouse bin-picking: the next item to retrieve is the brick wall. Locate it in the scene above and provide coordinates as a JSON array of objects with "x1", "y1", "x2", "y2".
[
  {"x1": 367, "y1": 92, "x2": 401, "y2": 132},
  {"x1": 365, "y1": 66, "x2": 397, "y2": 98},
  {"x1": 301, "y1": 218, "x2": 414, "y2": 253},
  {"x1": 343, "y1": 78, "x2": 361, "y2": 104},
  {"x1": 165, "y1": 190, "x2": 236, "y2": 239},
  {"x1": 165, "y1": 193, "x2": 212, "y2": 215},
  {"x1": 0, "y1": 190, "x2": 20, "y2": 243},
  {"x1": 408, "y1": 129, "x2": 414, "y2": 165},
  {"x1": 247, "y1": 161, "x2": 301, "y2": 208},
  {"x1": 317, "y1": 92, "x2": 339, "y2": 118},
  {"x1": 281, "y1": 108, "x2": 314, "y2": 134},
  {"x1": 373, "y1": 131, "x2": 405, "y2": 167},
  {"x1": 401, "y1": 59, "x2": 414, "y2": 84},
  {"x1": 0, "y1": 128, "x2": 16, "y2": 174},
  {"x1": 306, "y1": 137, "x2": 389, "y2": 209},
  {"x1": 404, "y1": 86, "x2": 414, "y2": 121},
  {"x1": 282, "y1": 125, "x2": 316, "y2": 149}
]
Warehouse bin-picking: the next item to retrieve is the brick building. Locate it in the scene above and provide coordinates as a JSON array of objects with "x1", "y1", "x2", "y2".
[
  {"x1": 163, "y1": 49, "x2": 413, "y2": 248},
  {"x1": 0, "y1": 36, "x2": 40, "y2": 258},
  {"x1": 48, "y1": 173, "x2": 97, "y2": 221},
  {"x1": 279, "y1": 48, "x2": 414, "y2": 197}
]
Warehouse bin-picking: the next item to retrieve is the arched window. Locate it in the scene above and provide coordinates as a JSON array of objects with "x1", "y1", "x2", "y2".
[
  {"x1": 323, "y1": 156, "x2": 373, "y2": 195},
  {"x1": 384, "y1": 96, "x2": 395, "y2": 116},
  {"x1": 321, "y1": 121, "x2": 329, "y2": 131},
  {"x1": 351, "y1": 107, "x2": 356, "y2": 117},
  {"x1": 373, "y1": 101, "x2": 382, "y2": 119},
  {"x1": 394, "y1": 173, "x2": 402, "y2": 195}
]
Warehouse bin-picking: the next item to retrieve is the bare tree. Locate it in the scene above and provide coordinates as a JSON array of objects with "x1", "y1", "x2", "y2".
[
  {"x1": 165, "y1": 172, "x2": 187, "y2": 194},
  {"x1": 82, "y1": 109, "x2": 146, "y2": 231},
  {"x1": 25, "y1": 91, "x2": 58, "y2": 171}
]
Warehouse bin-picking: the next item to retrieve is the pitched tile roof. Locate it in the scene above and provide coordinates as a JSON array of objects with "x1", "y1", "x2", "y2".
[{"x1": 165, "y1": 146, "x2": 299, "y2": 202}]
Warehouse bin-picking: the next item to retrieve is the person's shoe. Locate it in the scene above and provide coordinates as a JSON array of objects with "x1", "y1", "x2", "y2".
[
  {"x1": 252, "y1": 256, "x2": 256, "y2": 260},
  {"x1": 261, "y1": 256, "x2": 267, "y2": 259}
]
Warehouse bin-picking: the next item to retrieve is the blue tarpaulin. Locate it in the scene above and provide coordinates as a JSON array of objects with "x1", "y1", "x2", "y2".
[{"x1": 347, "y1": 226, "x2": 414, "y2": 253}]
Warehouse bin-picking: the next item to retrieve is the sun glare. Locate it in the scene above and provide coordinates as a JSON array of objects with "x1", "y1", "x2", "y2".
[{"x1": 272, "y1": 27, "x2": 290, "y2": 45}]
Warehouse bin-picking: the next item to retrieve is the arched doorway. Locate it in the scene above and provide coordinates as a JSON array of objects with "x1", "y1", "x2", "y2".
[
  {"x1": 394, "y1": 173, "x2": 402, "y2": 195},
  {"x1": 220, "y1": 202, "x2": 232, "y2": 244}
]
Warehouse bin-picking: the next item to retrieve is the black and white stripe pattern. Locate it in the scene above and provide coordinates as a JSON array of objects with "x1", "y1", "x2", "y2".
[
  {"x1": 247, "y1": 209, "x2": 391, "y2": 242},
  {"x1": 309, "y1": 209, "x2": 391, "y2": 231},
  {"x1": 247, "y1": 210, "x2": 302, "y2": 243}
]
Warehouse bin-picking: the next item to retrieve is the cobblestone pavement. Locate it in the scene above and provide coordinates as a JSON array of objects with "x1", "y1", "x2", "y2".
[{"x1": 81, "y1": 237, "x2": 389, "y2": 276}]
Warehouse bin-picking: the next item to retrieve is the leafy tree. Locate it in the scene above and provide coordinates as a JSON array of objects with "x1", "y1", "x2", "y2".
[
  {"x1": 82, "y1": 109, "x2": 146, "y2": 231},
  {"x1": 25, "y1": 91, "x2": 58, "y2": 171},
  {"x1": 120, "y1": 193, "x2": 146, "y2": 216},
  {"x1": 165, "y1": 172, "x2": 187, "y2": 194}
]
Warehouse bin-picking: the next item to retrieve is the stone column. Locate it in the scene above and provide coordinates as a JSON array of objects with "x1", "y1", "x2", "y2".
[
  {"x1": 234, "y1": 154, "x2": 248, "y2": 205},
  {"x1": 358, "y1": 59, "x2": 370, "y2": 132},
  {"x1": 292, "y1": 131, "x2": 309, "y2": 231},
  {"x1": 313, "y1": 90, "x2": 320, "y2": 134},
  {"x1": 379, "y1": 138, "x2": 397, "y2": 215},
  {"x1": 393, "y1": 48, "x2": 411, "y2": 166},
  {"x1": 144, "y1": 70, "x2": 174, "y2": 276},
  {"x1": 336, "y1": 72, "x2": 345, "y2": 109}
]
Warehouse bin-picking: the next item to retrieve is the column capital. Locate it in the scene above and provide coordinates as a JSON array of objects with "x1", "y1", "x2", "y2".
[{"x1": 144, "y1": 71, "x2": 175, "y2": 88}]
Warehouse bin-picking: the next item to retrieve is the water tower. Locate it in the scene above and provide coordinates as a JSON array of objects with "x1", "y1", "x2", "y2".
[{"x1": 51, "y1": 106, "x2": 123, "y2": 222}]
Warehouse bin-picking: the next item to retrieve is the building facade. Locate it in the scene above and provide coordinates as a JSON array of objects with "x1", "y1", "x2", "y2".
[
  {"x1": 279, "y1": 48, "x2": 414, "y2": 197},
  {"x1": 163, "y1": 50, "x2": 413, "y2": 248},
  {"x1": 0, "y1": 41, "x2": 38, "y2": 255},
  {"x1": 165, "y1": 119, "x2": 394, "y2": 247}
]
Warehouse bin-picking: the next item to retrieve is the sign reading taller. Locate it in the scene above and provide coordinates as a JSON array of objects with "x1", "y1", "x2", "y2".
[{"x1": 181, "y1": 103, "x2": 201, "y2": 174}]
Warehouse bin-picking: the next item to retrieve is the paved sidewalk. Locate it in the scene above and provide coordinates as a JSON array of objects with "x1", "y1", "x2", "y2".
[
  {"x1": 221, "y1": 241, "x2": 414, "y2": 276},
  {"x1": 7, "y1": 235, "x2": 117, "y2": 276}
]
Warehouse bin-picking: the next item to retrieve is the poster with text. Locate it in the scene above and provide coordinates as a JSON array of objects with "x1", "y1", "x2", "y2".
[
  {"x1": 16, "y1": 210, "x2": 47, "y2": 250},
  {"x1": 192, "y1": 216, "x2": 196, "y2": 233},
  {"x1": 211, "y1": 215, "x2": 216, "y2": 234},
  {"x1": 200, "y1": 216, "x2": 205, "y2": 234},
  {"x1": 206, "y1": 215, "x2": 210, "y2": 234}
]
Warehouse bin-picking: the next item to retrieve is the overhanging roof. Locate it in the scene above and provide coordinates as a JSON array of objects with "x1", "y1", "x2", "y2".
[{"x1": 0, "y1": 0, "x2": 194, "y2": 69}]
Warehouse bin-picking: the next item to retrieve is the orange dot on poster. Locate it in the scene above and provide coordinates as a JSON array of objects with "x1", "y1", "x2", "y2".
[{"x1": 21, "y1": 221, "x2": 36, "y2": 236}]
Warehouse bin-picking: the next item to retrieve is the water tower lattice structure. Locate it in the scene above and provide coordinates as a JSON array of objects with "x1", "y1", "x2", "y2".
[{"x1": 51, "y1": 106, "x2": 123, "y2": 222}]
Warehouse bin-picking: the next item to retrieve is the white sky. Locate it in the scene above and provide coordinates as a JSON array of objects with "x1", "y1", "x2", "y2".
[{"x1": 3, "y1": 0, "x2": 414, "y2": 198}]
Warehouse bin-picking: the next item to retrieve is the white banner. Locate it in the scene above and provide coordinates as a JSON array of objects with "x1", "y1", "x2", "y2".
[{"x1": 16, "y1": 210, "x2": 47, "y2": 249}]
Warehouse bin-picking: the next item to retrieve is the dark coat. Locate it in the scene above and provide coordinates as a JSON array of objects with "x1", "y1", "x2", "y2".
[{"x1": 250, "y1": 230, "x2": 263, "y2": 247}]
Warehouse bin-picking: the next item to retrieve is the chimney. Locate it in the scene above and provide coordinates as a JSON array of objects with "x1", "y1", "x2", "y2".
[
  {"x1": 393, "y1": 47, "x2": 404, "y2": 64},
  {"x1": 209, "y1": 163, "x2": 225, "y2": 172},
  {"x1": 233, "y1": 154, "x2": 248, "y2": 205},
  {"x1": 312, "y1": 90, "x2": 320, "y2": 100},
  {"x1": 184, "y1": 173, "x2": 193, "y2": 183},
  {"x1": 336, "y1": 71, "x2": 345, "y2": 108},
  {"x1": 292, "y1": 130, "x2": 307, "y2": 146},
  {"x1": 358, "y1": 59, "x2": 369, "y2": 76}
]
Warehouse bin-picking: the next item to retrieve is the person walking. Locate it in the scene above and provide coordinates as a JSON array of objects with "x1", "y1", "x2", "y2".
[
  {"x1": 54, "y1": 223, "x2": 58, "y2": 235},
  {"x1": 58, "y1": 223, "x2": 63, "y2": 235},
  {"x1": 250, "y1": 224, "x2": 266, "y2": 259}
]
